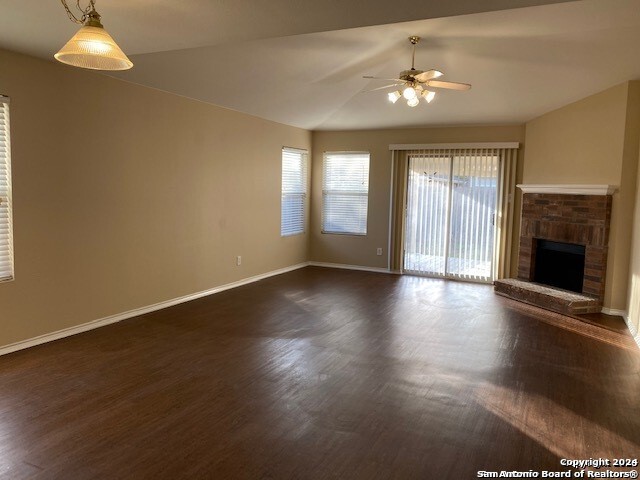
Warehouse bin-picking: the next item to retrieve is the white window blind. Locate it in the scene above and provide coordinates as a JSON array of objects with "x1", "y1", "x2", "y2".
[
  {"x1": 0, "y1": 96, "x2": 13, "y2": 281},
  {"x1": 281, "y1": 147, "x2": 307, "y2": 236},
  {"x1": 322, "y1": 152, "x2": 370, "y2": 235}
]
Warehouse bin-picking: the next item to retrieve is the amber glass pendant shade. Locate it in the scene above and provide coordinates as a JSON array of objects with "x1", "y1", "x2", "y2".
[{"x1": 55, "y1": 24, "x2": 133, "y2": 71}]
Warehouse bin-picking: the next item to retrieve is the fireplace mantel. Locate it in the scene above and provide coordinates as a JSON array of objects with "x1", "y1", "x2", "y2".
[{"x1": 517, "y1": 184, "x2": 617, "y2": 195}]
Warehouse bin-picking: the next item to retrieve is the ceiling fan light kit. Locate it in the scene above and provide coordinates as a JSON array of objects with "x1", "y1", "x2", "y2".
[
  {"x1": 54, "y1": 0, "x2": 133, "y2": 71},
  {"x1": 364, "y1": 36, "x2": 470, "y2": 108},
  {"x1": 403, "y1": 85, "x2": 417, "y2": 100},
  {"x1": 388, "y1": 91, "x2": 402, "y2": 103},
  {"x1": 423, "y1": 90, "x2": 436, "y2": 103}
]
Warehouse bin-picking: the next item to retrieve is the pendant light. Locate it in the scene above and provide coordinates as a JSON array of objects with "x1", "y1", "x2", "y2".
[{"x1": 54, "y1": 0, "x2": 133, "y2": 71}]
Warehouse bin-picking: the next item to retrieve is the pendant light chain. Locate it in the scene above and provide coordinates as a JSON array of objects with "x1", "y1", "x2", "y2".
[{"x1": 60, "y1": 0, "x2": 97, "y2": 25}]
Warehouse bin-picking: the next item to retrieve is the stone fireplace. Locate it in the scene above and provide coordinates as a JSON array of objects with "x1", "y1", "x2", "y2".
[{"x1": 495, "y1": 184, "x2": 615, "y2": 315}]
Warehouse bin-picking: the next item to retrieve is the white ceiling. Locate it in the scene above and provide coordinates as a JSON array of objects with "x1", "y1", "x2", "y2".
[{"x1": 2, "y1": 0, "x2": 640, "y2": 130}]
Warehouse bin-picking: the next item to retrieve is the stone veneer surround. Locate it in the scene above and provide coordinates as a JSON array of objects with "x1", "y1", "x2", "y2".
[{"x1": 517, "y1": 193, "x2": 612, "y2": 303}]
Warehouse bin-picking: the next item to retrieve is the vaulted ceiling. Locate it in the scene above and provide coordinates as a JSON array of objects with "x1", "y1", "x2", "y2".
[{"x1": 2, "y1": 0, "x2": 639, "y2": 130}]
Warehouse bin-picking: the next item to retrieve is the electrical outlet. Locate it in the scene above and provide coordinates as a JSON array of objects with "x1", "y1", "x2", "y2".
[
  {"x1": 236, "y1": 255, "x2": 242, "y2": 266},
  {"x1": 376, "y1": 248, "x2": 383, "y2": 256}
]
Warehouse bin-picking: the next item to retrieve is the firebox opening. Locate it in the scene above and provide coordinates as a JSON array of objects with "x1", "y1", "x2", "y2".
[{"x1": 533, "y1": 239, "x2": 586, "y2": 293}]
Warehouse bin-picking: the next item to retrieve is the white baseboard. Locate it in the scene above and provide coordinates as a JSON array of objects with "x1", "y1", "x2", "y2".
[
  {"x1": 5, "y1": 263, "x2": 638, "y2": 355},
  {"x1": 307, "y1": 261, "x2": 390, "y2": 274},
  {"x1": 600, "y1": 307, "x2": 627, "y2": 317},
  {"x1": 0, "y1": 262, "x2": 309, "y2": 357}
]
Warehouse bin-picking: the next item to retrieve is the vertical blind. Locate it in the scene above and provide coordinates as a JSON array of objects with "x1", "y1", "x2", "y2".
[
  {"x1": 400, "y1": 145, "x2": 518, "y2": 282},
  {"x1": 0, "y1": 97, "x2": 13, "y2": 281},
  {"x1": 281, "y1": 147, "x2": 307, "y2": 236},
  {"x1": 447, "y1": 151, "x2": 499, "y2": 281},
  {"x1": 405, "y1": 154, "x2": 451, "y2": 276},
  {"x1": 322, "y1": 152, "x2": 370, "y2": 235}
]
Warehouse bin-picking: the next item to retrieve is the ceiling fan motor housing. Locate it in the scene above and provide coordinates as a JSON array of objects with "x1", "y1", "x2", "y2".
[{"x1": 399, "y1": 69, "x2": 423, "y2": 82}]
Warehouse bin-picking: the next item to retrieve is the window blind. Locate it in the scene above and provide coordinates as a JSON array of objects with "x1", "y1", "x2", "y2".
[
  {"x1": 0, "y1": 97, "x2": 13, "y2": 281},
  {"x1": 322, "y1": 152, "x2": 370, "y2": 235},
  {"x1": 281, "y1": 147, "x2": 307, "y2": 236}
]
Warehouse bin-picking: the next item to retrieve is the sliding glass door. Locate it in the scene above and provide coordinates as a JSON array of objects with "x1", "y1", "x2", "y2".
[{"x1": 404, "y1": 151, "x2": 499, "y2": 282}]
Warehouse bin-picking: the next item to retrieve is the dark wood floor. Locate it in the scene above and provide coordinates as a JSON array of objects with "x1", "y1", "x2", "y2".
[{"x1": 1, "y1": 266, "x2": 639, "y2": 479}]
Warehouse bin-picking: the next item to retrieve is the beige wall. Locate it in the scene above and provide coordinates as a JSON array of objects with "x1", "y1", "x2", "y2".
[
  {"x1": 625, "y1": 86, "x2": 640, "y2": 342},
  {"x1": 0, "y1": 49, "x2": 311, "y2": 349},
  {"x1": 1, "y1": 46, "x2": 637, "y2": 351},
  {"x1": 523, "y1": 81, "x2": 640, "y2": 311},
  {"x1": 310, "y1": 126, "x2": 526, "y2": 270}
]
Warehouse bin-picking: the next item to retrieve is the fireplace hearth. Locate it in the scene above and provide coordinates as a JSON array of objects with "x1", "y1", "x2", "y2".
[{"x1": 494, "y1": 186, "x2": 613, "y2": 315}]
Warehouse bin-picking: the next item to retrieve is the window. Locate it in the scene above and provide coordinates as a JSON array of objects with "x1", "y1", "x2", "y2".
[
  {"x1": 281, "y1": 147, "x2": 308, "y2": 236},
  {"x1": 0, "y1": 96, "x2": 13, "y2": 281},
  {"x1": 322, "y1": 152, "x2": 370, "y2": 235}
]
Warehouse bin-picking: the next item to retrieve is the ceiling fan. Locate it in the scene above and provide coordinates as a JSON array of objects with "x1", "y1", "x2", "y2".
[{"x1": 363, "y1": 36, "x2": 471, "y2": 107}]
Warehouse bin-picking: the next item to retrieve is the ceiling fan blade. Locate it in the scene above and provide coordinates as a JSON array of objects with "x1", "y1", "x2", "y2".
[
  {"x1": 414, "y1": 70, "x2": 443, "y2": 83},
  {"x1": 363, "y1": 84, "x2": 402, "y2": 93},
  {"x1": 363, "y1": 75, "x2": 404, "y2": 82},
  {"x1": 426, "y1": 80, "x2": 472, "y2": 91}
]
